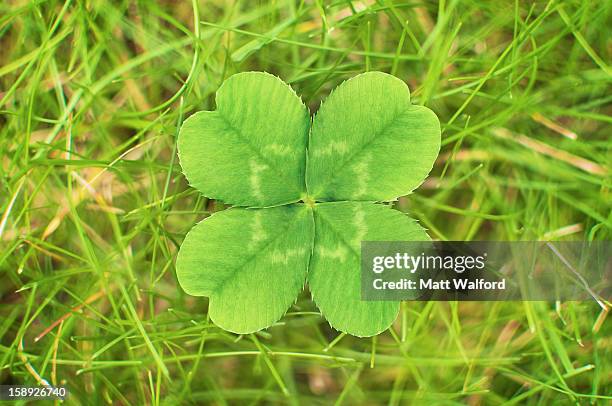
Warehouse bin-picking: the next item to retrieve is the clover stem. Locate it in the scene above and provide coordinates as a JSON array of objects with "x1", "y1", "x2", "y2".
[{"x1": 301, "y1": 194, "x2": 316, "y2": 208}]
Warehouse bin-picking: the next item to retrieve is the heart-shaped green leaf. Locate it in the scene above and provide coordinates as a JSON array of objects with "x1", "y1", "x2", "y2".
[
  {"x1": 176, "y1": 205, "x2": 314, "y2": 334},
  {"x1": 308, "y1": 202, "x2": 429, "y2": 337},
  {"x1": 178, "y1": 72, "x2": 310, "y2": 207},
  {"x1": 306, "y1": 72, "x2": 441, "y2": 201}
]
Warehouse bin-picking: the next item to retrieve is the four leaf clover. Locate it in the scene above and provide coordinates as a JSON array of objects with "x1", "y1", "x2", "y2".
[{"x1": 176, "y1": 71, "x2": 440, "y2": 337}]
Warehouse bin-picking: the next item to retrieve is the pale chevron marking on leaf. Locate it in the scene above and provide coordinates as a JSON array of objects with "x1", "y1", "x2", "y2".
[
  {"x1": 263, "y1": 143, "x2": 295, "y2": 156},
  {"x1": 351, "y1": 206, "x2": 367, "y2": 248},
  {"x1": 311, "y1": 140, "x2": 349, "y2": 157},
  {"x1": 270, "y1": 247, "x2": 309, "y2": 264},
  {"x1": 352, "y1": 152, "x2": 371, "y2": 198},
  {"x1": 248, "y1": 211, "x2": 268, "y2": 251},
  {"x1": 249, "y1": 159, "x2": 268, "y2": 201},
  {"x1": 316, "y1": 244, "x2": 348, "y2": 263}
]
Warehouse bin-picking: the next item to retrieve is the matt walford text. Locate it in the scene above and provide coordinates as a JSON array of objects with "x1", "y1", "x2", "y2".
[{"x1": 371, "y1": 252, "x2": 507, "y2": 291}]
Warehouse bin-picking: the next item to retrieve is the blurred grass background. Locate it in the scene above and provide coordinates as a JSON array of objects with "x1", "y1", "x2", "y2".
[{"x1": 1, "y1": 0, "x2": 611, "y2": 404}]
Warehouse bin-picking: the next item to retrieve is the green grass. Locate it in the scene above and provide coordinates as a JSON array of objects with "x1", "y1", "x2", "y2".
[{"x1": 1, "y1": 0, "x2": 610, "y2": 404}]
